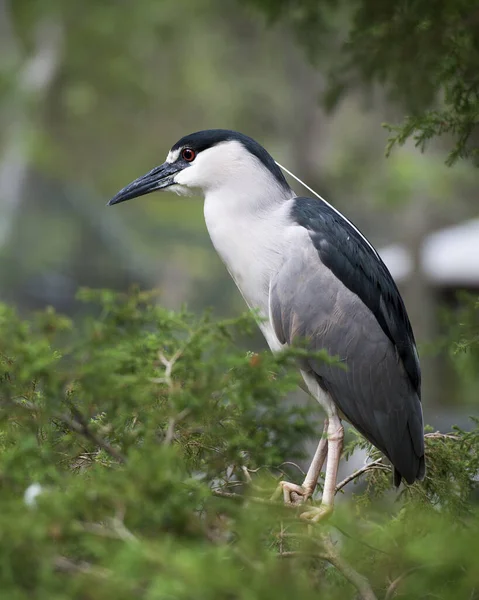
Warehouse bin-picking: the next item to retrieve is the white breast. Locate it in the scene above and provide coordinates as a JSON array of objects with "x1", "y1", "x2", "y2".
[{"x1": 204, "y1": 190, "x2": 294, "y2": 351}]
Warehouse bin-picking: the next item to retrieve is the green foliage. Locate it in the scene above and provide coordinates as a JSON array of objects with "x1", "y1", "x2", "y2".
[
  {"x1": 248, "y1": 0, "x2": 479, "y2": 166},
  {"x1": 446, "y1": 294, "x2": 479, "y2": 359},
  {"x1": 0, "y1": 289, "x2": 478, "y2": 599},
  {"x1": 436, "y1": 293, "x2": 479, "y2": 406},
  {"x1": 384, "y1": 108, "x2": 479, "y2": 167}
]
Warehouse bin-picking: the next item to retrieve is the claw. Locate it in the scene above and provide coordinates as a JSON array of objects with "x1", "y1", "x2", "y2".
[
  {"x1": 299, "y1": 504, "x2": 333, "y2": 523},
  {"x1": 277, "y1": 481, "x2": 313, "y2": 505}
]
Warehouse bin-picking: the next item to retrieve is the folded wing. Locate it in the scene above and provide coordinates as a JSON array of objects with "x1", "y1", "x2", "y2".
[{"x1": 270, "y1": 197, "x2": 425, "y2": 485}]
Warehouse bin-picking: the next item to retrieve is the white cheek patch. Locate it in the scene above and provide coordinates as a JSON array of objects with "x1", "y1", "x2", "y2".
[
  {"x1": 172, "y1": 166, "x2": 200, "y2": 197},
  {"x1": 174, "y1": 166, "x2": 199, "y2": 187},
  {"x1": 166, "y1": 148, "x2": 180, "y2": 163}
]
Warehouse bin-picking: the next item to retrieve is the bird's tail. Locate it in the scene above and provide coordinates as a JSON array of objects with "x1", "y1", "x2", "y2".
[{"x1": 393, "y1": 453, "x2": 425, "y2": 487}]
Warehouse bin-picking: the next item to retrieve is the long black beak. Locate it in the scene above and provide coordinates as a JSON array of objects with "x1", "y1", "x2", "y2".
[{"x1": 108, "y1": 162, "x2": 182, "y2": 206}]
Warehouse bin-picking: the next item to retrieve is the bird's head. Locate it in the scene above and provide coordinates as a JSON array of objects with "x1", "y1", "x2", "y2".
[{"x1": 108, "y1": 129, "x2": 291, "y2": 206}]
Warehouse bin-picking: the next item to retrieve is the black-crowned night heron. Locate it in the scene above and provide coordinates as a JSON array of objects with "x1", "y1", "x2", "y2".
[{"x1": 109, "y1": 129, "x2": 425, "y2": 520}]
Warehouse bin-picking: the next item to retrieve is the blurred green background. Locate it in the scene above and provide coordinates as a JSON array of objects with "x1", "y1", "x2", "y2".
[{"x1": 1, "y1": 0, "x2": 478, "y2": 420}]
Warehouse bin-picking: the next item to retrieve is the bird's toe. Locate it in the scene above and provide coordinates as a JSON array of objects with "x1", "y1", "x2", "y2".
[
  {"x1": 276, "y1": 481, "x2": 311, "y2": 505},
  {"x1": 299, "y1": 504, "x2": 333, "y2": 523}
]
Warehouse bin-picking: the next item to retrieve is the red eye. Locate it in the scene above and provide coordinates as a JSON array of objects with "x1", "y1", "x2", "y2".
[{"x1": 182, "y1": 148, "x2": 196, "y2": 162}]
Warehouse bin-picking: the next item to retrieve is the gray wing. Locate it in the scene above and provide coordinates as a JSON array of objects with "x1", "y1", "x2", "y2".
[{"x1": 270, "y1": 238, "x2": 425, "y2": 485}]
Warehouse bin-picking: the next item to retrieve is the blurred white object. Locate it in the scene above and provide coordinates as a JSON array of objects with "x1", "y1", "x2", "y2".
[
  {"x1": 379, "y1": 218, "x2": 479, "y2": 286},
  {"x1": 24, "y1": 482, "x2": 43, "y2": 507}
]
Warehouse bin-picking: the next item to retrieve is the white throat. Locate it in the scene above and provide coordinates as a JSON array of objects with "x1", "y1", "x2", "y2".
[{"x1": 203, "y1": 166, "x2": 294, "y2": 326}]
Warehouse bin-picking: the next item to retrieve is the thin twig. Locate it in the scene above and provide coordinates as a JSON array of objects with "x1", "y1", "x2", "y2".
[
  {"x1": 81, "y1": 522, "x2": 123, "y2": 540},
  {"x1": 108, "y1": 516, "x2": 139, "y2": 543},
  {"x1": 218, "y1": 481, "x2": 245, "y2": 490},
  {"x1": 279, "y1": 550, "x2": 328, "y2": 560},
  {"x1": 152, "y1": 348, "x2": 184, "y2": 387},
  {"x1": 5, "y1": 398, "x2": 126, "y2": 464},
  {"x1": 279, "y1": 532, "x2": 323, "y2": 547},
  {"x1": 277, "y1": 461, "x2": 306, "y2": 476},
  {"x1": 333, "y1": 525, "x2": 391, "y2": 556},
  {"x1": 425, "y1": 432, "x2": 460, "y2": 441},
  {"x1": 212, "y1": 489, "x2": 298, "y2": 510},
  {"x1": 239, "y1": 465, "x2": 274, "y2": 493},
  {"x1": 335, "y1": 459, "x2": 389, "y2": 494},
  {"x1": 163, "y1": 408, "x2": 190, "y2": 446},
  {"x1": 241, "y1": 465, "x2": 253, "y2": 483},
  {"x1": 56, "y1": 411, "x2": 126, "y2": 464},
  {"x1": 80, "y1": 518, "x2": 138, "y2": 543},
  {"x1": 384, "y1": 566, "x2": 426, "y2": 600},
  {"x1": 53, "y1": 556, "x2": 111, "y2": 579},
  {"x1": 278, "y1": 521, "x2": 285, "y2": 555}
]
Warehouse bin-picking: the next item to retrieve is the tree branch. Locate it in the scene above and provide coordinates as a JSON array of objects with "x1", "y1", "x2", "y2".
[
  {"x1": 335, "y1": 459, "x2": 389, "y2": 494},
  {"x1": 425, "y1": 431, "x2": 460, "y2": 441},
  {"x1": 53, "y1": 556, "x2": 111, "y2": 579},
  {"x1": 279, "y1": 550, "x2": 329, "y2": 560},
  {"x1": 216, "y1": 491, "x2": 378, "y2": 600},
  {"x1": 0, "y1": 15, "x2": 63, "y2": 249},
  {"x1": 278, "y1": 533, "x2": 378, "y2": 600},
  {"x1": 163, "y1": 408, "x2": 190, "y2": 446},
  {"x1": 212, "y1": 489, "x2": 299, "y2": 510},
  {"x1": 4, "y1": 398, "x2": 126, "y2": 464},
  {"x1": 321, "y1": 535, "x2": 378, "y2": 600},
  {"x1": 56, "y1": 411, "x2": 126, "y2": 465},
  {"x1": 385, "y1": 566, "x2": 423, "y2": 600},
  {"x1": 80, "y1": 518, "x2": 138, "y2": 543}
]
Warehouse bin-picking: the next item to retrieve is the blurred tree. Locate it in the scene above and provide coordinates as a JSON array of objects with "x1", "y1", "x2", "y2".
[
  {"x1": 0, "y1": 0, "x2": 318, "y2": 314},
  {"x1": 247, "y1": 0, "x2": 479, "y2": 166},
  {"x1": 0, "y1": 0, "x2": 62, "y2": 250}
]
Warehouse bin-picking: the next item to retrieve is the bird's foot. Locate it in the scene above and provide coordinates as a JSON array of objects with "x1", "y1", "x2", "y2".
[
  {"x1": 272, "y1": 481, "x2": 333, "y2": 523},
  {"x1": 299, "y1": 503, "x2": 333, "y2": 524},
  {"x1": 274, "y1": 481, "x2": 313, "y2": 506}
]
